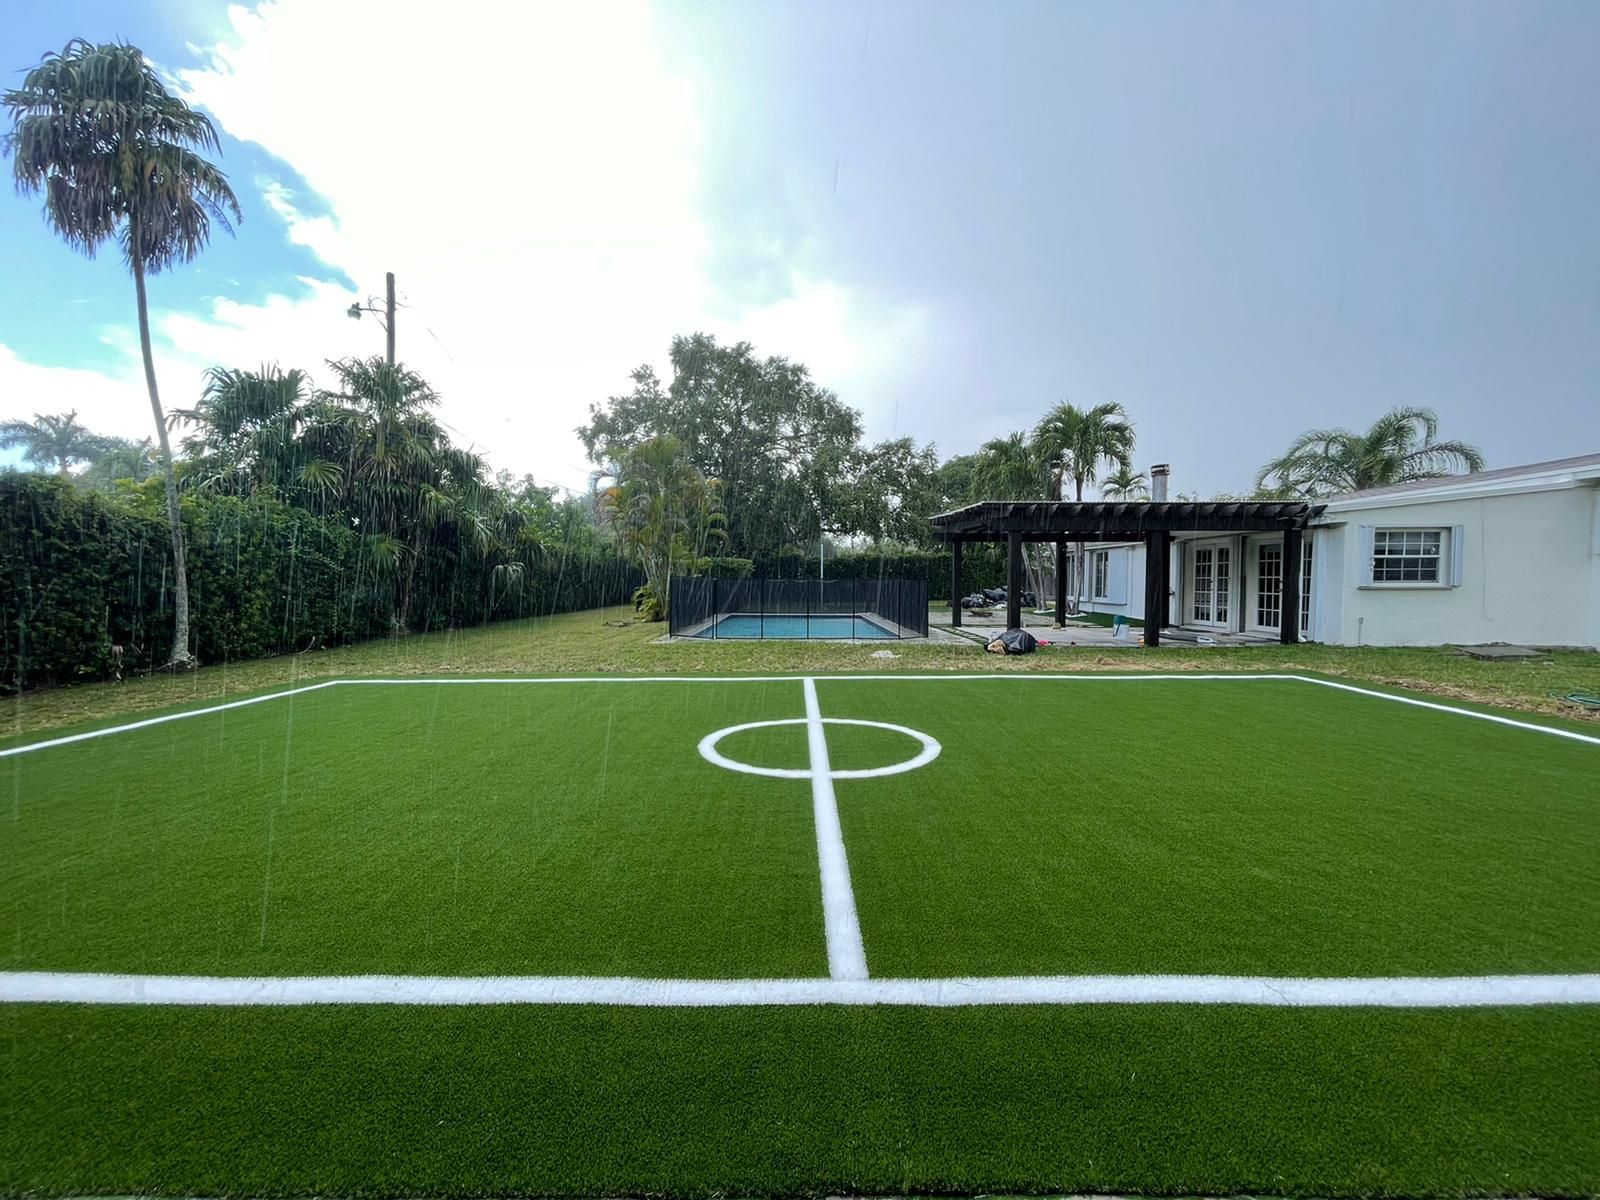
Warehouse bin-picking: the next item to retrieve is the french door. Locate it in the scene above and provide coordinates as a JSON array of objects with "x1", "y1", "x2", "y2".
[
  {"x1": 1188, "y1": 543, "x2": 1231, "y2": 626},
  {"x1": 1253, "y1": 542, "x2": 1283, "y2": 631}
]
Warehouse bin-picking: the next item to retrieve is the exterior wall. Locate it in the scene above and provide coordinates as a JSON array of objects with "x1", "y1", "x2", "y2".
[
  {"x1": 1590, "y1": 491, "x2": 1600, "y2": 649},
  {"x1": 1070, "y1": 543, "x2": 1145, "y2": 620},
  {"x1": 1315, "y1": 486, "x2": 1599, "y2": 647}
]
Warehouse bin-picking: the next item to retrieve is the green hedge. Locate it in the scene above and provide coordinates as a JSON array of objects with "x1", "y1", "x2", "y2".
[{"x1": 0, "y1": 475, "x2": 640, "y2": 693}]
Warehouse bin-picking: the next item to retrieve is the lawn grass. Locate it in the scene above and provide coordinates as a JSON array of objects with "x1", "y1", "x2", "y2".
[
  {"x1": 6, "y1": 1004, "x2": 1598, "y2": 1198},
  {"x1": 821, "y1": 676, "x2": 1599, "y2": 977},
  {"x1": 4, "y1": 603, "x2": 1598, "y2": 739},
  {"x1": 6, "y1": 680, "x2": 825, "y2": 978},
  {"x1": 5, "y1": 673, "x2": 1599, "y2": 1196}
]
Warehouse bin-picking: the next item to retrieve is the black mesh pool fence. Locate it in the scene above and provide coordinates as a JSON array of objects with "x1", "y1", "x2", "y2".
[{"x1": 668, "y1": 577, "x2": 929, "y2": 639}]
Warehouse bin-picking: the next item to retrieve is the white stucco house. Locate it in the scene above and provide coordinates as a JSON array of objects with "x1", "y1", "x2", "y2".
[{"x1": 1048, "y1": 453, "x2": 1600, "y2": 648}]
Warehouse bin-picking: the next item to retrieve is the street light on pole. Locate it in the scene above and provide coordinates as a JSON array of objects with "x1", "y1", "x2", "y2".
[{"x1": 346, "y1": 271, "x2": 397, "y2": 365}]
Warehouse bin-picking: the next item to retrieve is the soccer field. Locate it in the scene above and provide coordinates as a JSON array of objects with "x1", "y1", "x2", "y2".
[{"x1": 4, "y1": 672, "x2": 1599, "y2": 1196}]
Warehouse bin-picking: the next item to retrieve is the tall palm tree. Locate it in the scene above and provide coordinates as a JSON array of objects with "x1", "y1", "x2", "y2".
[
  {"x1": 1101, "y1": 465, "x2": 1149, "y2": 501},
  {"x1": 5, "y1": 40, "x2": 242, "y2": 667},
  {"x1": 1255, "y1": 406, "x2": 1485, "y2": 498},
  {"x1": 1032, "y1": 402, "x2": 1136, "y2": 611},
  {"x1": 0, "y1": 410, "x2": 104, "y2": 473}
]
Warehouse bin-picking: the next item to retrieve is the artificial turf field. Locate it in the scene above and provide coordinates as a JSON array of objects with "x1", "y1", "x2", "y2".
[{"x1": 3, "y1": 672, "x2": 1599, "y2": 1197}]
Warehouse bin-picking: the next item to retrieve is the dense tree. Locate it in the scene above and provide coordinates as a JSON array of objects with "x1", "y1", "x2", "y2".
[
  {"x1": 1255, "y1": 406, "x2": 1486, "y2": 497},
  {"x1": 6, "y1": 39, "x2": 242, "y2": 667},
  {"x1": 843, "y1": 437, "x2": 943, "y2": 547},
  {"x1": 580, "y1": 334, "x2": 876, "y2": 560},
  {"x1": 0, "y1": 410, "x2": 107, "y2": 474}
]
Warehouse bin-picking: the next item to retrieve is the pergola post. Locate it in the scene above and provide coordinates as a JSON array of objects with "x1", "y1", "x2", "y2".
[
  {"x1": 1280, "y1": 527, "x2": 1302, "y2": 645},
  {"x1": 1143, "y1": 531, "x2": 1169, "y2": 648},
  {"x1": 1006, "y1": 532, "x2": 1024, "y2": 630},
  {"x1": 949, "y1": 538, "x2": 963, "y2": 628},
  {"x1": 1054, "y1": 541, "x2": 1067, "y2": 627}
]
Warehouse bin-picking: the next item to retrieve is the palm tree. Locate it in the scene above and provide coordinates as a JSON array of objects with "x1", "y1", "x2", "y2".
[
  {"x1": 1255, "y1": 406, "x2": 1485, "y2": 498},
  {"x1": 971, "y1": 432, "x2": 1044, "y2": 501},
  {"x1": 5, "y1": 40, "x2": 242, "y2": 667},
  {"x1": 0, "y1": 410, "x2": 105, "y2": 473},
  {"x1": 1101, "y1": 465, "x2": 1149, "y2": 501},
  {"x1": 302, "y1": 356, "x2": 467, "y2": 627},
  {"x1": 173, "y1": 364, "x2": 310, "y2": 496},
  {"x1": 80, "y1": 435, "x2": 158, "y2": 490},
  {"x1": 1032, "y1": 402, "x2": 1136, "y2": 612},
  {"x1": 597, "y1": 435, "x2": 709, "y2": 621}
]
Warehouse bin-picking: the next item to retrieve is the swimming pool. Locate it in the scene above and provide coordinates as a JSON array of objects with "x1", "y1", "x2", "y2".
[{"x1": 698, "y1": 614, "x2": 898, "y2": 640}]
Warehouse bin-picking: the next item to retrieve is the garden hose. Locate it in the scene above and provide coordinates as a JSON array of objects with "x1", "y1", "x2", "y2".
[{"x1": 1550, "y1": 690, "x2": 1600, "y2": 709}]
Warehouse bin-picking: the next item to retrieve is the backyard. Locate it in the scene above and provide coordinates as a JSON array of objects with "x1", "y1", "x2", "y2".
[{"x1": 5, "y1": 633, "x2": 1599, "y2": 1196}]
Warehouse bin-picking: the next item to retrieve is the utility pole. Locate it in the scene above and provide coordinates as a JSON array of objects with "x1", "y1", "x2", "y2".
[
  {"x1": 347, "y1": 273, "x2": 398, "y2": 364},
  {"x1": 385, "y1": 271, "x2": 396, "y2": 366}
]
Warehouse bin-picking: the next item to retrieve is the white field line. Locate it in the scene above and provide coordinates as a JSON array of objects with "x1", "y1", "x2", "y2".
[
  {"x1": 6, "y1": 672, "x2": 1595, "y2": 758},
  {"x1": 803, "y1": 677, "x2": 869, "y2": 981},
  {"x1": 1293, "y1": 675, "x2": 1600, "y2": 746},
  {"x1": 3, "y1": 970, "x2": 1598, "y2": 1008},
  {"x1": 0, "y1": 680, "x2": 341, "y2": 759}
]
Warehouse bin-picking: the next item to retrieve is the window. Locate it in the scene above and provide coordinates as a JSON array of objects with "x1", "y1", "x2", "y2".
[
  {"x1": 1372, "y1": 529, "x2": 1443, "y2": 583},
  {"x1": 1300, "y1": 540, "x2": 1313, "y2": 633},
  {"x1": 1092, "y1": 551, "x2": 1109, "y2": 599}
]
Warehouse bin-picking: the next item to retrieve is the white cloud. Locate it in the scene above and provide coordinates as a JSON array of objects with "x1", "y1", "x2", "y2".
[{"x1": 7, "y1": 0, "x2": 933, "y2": 488}]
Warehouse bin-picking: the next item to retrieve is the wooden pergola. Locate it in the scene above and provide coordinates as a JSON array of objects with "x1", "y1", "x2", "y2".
[{"x1": 931, "y1": 500, "x2": 1322, "y2": 646}]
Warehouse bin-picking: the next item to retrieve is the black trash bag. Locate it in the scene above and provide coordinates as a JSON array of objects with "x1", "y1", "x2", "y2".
[
  {"x1": 982, "y1": 587, "x2": 1007, "y2": 602},
  {"x1": 960, "y1": 593, "x2": 989, "y2": 609},
  {"x1": 1019, "y1": 590, "x2": 1038, "y2": 607},
  {"x1": 986, "y1": 627, "x2": 1038, "y2": 655}
]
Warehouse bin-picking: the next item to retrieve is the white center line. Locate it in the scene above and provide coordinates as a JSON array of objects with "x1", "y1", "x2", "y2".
[{"x1": 804, "y1": 677, "x2": 869, "y2": 981}]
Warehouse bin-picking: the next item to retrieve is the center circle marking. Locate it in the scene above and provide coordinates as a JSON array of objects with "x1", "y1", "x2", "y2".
[{"x1": 698, "y1": 718, "x2": 941, "y2": 780}]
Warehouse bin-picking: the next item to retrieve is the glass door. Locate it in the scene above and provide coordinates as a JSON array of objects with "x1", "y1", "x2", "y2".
[
  {"x1": 1188, "y1": 543, "x2": 1232, "y2": 626},
  {"x1": 1253, "y1": 542, "x2": 1283, "y2": 630}
]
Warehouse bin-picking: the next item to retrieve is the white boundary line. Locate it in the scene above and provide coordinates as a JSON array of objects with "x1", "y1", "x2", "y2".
[
  {"x1": 3, "y1": 970, "x2": 1597, "y2": 1007},
  {"x1": 5, "y1": 672, "x2": 1596, "y2": 757},
  {"x1": 0, "y1": 680, "x2": 341, "y2": 759},
  {"x1": 803, "y1": 678, "x2": 869, "y2": 981}
]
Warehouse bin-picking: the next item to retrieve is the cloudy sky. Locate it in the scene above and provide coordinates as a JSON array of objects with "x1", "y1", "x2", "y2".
[{"x1": 3, "y1": 0, "x2": 1597, "y2": 495}]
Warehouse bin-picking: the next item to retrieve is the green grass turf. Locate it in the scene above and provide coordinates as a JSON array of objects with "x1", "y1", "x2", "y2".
[
  {"x1": 822, "y1": 677, "x2": 1600, "y2": 978},
  {"x1": 5, "y1": 673, "x2": 1600, "y2": 1196},
  {"x1": 4, "y1": 679, "x2": 828, "y2": 978},
  {"x1": 5, "y1": 1004, "x2": 1599, "y2": 1197}
]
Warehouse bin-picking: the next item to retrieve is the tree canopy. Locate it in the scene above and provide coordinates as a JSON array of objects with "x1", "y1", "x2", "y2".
[{"x1": 1255, "y1": 406, "x2": 1486, "y2": 497}]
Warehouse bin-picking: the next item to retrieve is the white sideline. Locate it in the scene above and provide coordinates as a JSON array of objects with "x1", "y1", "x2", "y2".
[
  {"x1": 3, "y1": 970, "x2": 1598, "y2": 1007},
  {"x1": 803, "y1": 678, "x2": 869, "y2": 980},
  {"x1": 5, "y1": 672, "x2": 1597, "y2": 757},
  {"x1": 0, "y1": 680, "x2": 341, "y2": 759}
]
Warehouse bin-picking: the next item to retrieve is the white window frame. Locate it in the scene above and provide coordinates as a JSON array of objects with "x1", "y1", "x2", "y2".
[
  {"x1": 1361, "y1": 526, "x2": 1458, "y2": 589},
  {"x1": 1091, "y1": 550, "x2": 1110, "y2": 600}
]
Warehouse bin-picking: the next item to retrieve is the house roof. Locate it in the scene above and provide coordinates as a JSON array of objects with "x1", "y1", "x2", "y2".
[{"x1": 1318, "y1": 452, "x2": 1600, "y2": 511}]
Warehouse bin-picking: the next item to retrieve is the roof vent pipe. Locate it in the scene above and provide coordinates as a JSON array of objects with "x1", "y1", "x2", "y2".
[{"x1": 1150, "y1": 463, "x2": 1170, "y2": 502}]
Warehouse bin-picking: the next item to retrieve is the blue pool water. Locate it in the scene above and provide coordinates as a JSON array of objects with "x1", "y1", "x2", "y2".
[{"x1": 699, "y1": 614, "x2": 896, "y2": 639}]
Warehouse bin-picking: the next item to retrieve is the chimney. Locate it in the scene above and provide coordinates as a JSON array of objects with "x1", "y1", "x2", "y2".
[{"x1": 1150, "y1": 463, "x2": 1170, "y2": 502}]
